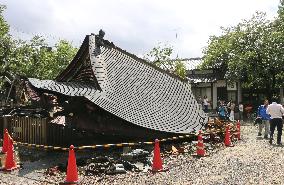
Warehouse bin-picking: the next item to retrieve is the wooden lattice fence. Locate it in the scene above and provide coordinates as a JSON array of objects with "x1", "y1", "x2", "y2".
[{"x1": 0, "y1": 115, "x2": 74, "y2": 146}]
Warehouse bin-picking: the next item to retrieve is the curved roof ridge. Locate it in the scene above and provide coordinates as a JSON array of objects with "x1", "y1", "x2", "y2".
[{"x1": 55, "y1": 36, "x2": 89, "y2": 81}]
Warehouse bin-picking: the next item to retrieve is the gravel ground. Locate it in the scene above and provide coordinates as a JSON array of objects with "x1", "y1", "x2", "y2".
[{"x1": 1, "y1": 124, "x2": 284, "y2": 185}]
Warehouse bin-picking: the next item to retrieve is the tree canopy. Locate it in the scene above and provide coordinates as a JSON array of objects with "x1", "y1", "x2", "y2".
[
  {"x1": 202, "y1": 5, "x2": 284, "y2": 98},
  {"x1": 144, "y1": 43, "x2": 186, "y2": 79},
  {"x1": 0, "y1": 5, "x2": 78, "y2": 80}
]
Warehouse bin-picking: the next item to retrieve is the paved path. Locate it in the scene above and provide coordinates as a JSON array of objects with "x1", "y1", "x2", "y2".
[{"x1": 1, "y1": 125, "x2": 284, "y2": 184}]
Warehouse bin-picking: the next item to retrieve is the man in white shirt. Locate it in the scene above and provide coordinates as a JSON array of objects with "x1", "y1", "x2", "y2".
[{"x1": 266, "y1": 99, "x2": 284, "y2": 145}]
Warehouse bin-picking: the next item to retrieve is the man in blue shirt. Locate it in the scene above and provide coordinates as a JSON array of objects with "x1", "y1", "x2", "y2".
[
  {"x1": 218, "y1": 101, "x2": 228, "y2": 121},
  {"x1": 257, "y1": 99, "x2": 271, "y2": 139}
]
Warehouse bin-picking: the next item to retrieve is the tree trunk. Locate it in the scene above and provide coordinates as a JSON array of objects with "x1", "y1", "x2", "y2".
[
  {"x1": 272, "y1": 70, "x2": 276, "y2": 97},
  {"x1": 266, "y1": 83, "x2": 272, "y2": 100}
]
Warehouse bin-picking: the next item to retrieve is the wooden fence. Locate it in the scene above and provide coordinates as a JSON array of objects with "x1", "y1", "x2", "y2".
[
  {"x1": 12, "y1": 116, "x2": 48, "y2": 145},
  {"x1": 0, "y1": 115, "x2": 75, "y2": 147}
]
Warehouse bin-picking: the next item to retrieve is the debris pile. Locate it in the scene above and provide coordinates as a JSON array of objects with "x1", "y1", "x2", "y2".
[
  {"x1": 84, "y1": 148, "x2": 152, "y2": 176},
  {"x1": 45, "y1": 166, "x2": 60, "y2": 176}
]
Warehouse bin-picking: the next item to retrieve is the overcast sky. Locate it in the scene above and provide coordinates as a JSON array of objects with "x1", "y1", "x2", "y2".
[{"x1": 1, "y1": 0, "x2": 280, "y2": 58}]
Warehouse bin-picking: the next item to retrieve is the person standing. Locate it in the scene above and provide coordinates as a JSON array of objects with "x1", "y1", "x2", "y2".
[
  {"x1": 227, "y1": 100, "x2": 231, "y2": 113},
  {"x1": 196, "y1": 95, "x2": 203, "y2": 110},
  {"x1": 197, "y1": 95, "x2": 202, "y2": 104},
  {"x1": 238, "y1": 102, "x2": 244, "y2": 123},
  {"x1": 257, "y1": 99, "x2": 271, "y2": 139},
  {"x1": 203, "y1": 96, "x2": 209, "y2": 113},
  {"x1": 218, "y1": 101, "x2": 228, "y2": 120},
  {"x1": 266, "y1": 99, "x2": 284, "y2": 145},
  {"x1": 229, "y1": 101, "x2": 236, "y2": 121}
]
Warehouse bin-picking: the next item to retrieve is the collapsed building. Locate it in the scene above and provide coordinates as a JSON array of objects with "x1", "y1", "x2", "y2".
[{"x1": 2, "y1": 32, "x2": 208, "y2": 143}]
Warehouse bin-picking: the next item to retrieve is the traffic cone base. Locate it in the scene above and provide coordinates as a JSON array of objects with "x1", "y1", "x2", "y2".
[
  {"x1": 192, "y1": 154, "x2": 209, "y2": 157},
  {"x1": 0, "y1": 165, "x2": 20, "y2": 171},
  {"x1": 225, "y1": 144, "x2": 234, "y2": 147},
  {"x1": 59, "y1": 181, "x2": 79, "y2": 185},
  {"x1": 150, "y1": 166, "x2": 169, "y2": 173},
  {"x1": 192, "y1": 152, "x2": 209, "y2": 157}
]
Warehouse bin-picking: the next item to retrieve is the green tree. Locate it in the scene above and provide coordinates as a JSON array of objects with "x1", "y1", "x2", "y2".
[
  {"x1": 7, "y1": 36, "x2": 77, "y2": 79},
  {"x1": 51, "y1": 40, "x2": 78, "y2": 78},
  {"x1": 202, "y1": 11, "x2": 284, "y2": 98},
  {"x1": 0, "y1": 4, "x2": 78, "y2": 80},
  {"x1": 144, "y1": 43, "x2": 186, "y2": 79},
  {"x1": 0, "y1": 5, "x2": 13, "y2": 75}
]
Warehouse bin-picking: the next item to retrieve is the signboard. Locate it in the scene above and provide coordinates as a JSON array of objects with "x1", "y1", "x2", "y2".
[{"x1": 227, "y1": 82, "x2": 237, "y2": 91}]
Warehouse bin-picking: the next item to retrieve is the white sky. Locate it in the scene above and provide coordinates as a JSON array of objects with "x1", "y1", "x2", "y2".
[{"x1": 1, "y1": 0, "x2": 280, "y2": 58}]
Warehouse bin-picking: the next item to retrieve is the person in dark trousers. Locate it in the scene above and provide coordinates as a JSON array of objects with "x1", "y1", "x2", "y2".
[
  {"x1": 203, "y1": 96, "x2": 209, "y2": 113},
  {"x1": 257, "y1": 99, "x2": 271, "y2": 139},
  {"x1": 266, "y1": 99, "x2": 284, "y2": 145}
]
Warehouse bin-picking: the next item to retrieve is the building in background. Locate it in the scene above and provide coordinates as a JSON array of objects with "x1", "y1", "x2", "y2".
[
  {"x1": 183, "y1": 58, "x2": 284, "y2": 111},
  {"x1": 182, "y1": 58, "x2": 242, "y2": 111}
]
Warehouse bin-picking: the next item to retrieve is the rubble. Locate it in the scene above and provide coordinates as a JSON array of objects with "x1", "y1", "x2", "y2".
[
  {"x1": 106, "y1": 164, "x2": 126, "y2": 175},
  {"x1": 84, "y1": 149, "x2": 152, "y2": 175},
  {"x1": 45, "y1": 166, "x2": 60, "y2": 176},
  {"x1": 121, "y1": 149, "x2": 150, "y2": 162}
]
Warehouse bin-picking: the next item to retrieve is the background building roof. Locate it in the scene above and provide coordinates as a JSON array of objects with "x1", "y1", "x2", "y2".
[{"x1": 181, "y1": 58, "x2": 203, "y2": 71}]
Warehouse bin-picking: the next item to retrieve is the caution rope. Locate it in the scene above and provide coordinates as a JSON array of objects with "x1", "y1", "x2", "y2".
[{"x1": 0, "y1": 128, "x2": 236, "y2": 151}]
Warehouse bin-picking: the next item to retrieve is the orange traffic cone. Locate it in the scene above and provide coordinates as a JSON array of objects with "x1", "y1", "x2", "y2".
[
  {"x1": 193, "y1": 131, "x2": 209, "y2": 157},
  {"x1": 224, "y1": 125, "x2": 234, "y2": 147},
  {"x1": 8, "y1": 134, "x2": 14, "y2": 152},
  {"x1": 151, "y1": 139, "x2": 168, "y2": 172},
  {"x1": 1, "y1": 129, "x2": 9, "y2": 154},
  {"x1": 64, "y1": 145, "x2": 78, "y2": 184},
  {"x1": 236, "y1": 120, "x2": 241, "y2": 140},
  {"x1": 1, "y1": 138, "x2": 19, "y2": 171}
]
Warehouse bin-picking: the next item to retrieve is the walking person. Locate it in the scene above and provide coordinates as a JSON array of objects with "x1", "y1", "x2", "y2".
[
  {"x1": 257, "y1": 99, "x2": 271, "y2": 139},
  {"x1": 266, "y1": 98, "x2": 284, "y2": 145}
]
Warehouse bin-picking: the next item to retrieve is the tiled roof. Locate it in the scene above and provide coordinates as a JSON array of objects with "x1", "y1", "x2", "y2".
[
  {"x1": 180, "y1": 58, "x2": 222, "y2": 83},
  {"x1": 187, "y1": 76, "x2": 217, "y2": 84},
  {"x1": 28, "y1": 34, "x2": 208, "y2": 134},
  {"x1": 181, "y1": 58, "x2": 203, "y2": 70}
]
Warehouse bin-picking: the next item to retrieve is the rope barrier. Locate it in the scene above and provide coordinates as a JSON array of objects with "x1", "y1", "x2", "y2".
[{"x1": 0, "y1": 127, "x2": 237, "y2": 151}]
